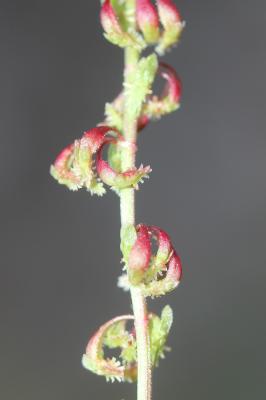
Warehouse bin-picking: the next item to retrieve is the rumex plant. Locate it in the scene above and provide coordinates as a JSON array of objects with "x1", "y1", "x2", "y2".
[{"x1": 50, "y1": 1, "x2": 185, "y2": 399}]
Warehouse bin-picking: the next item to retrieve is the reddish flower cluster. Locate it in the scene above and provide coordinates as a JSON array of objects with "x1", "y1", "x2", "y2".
[
  {"x1": 50, "y1": 126, "x2": 151, "y2": 194},
  {"x1": 82, "y1": 314, "x2": 137, "y2": 383},
  {"x1": 100, "y1": 0, "x2": 184, "y2": 54},
  {"x1": 82, "y1": 305, "x2": 174, "y2": 382},
  {"x1": 127, "y1": 224, "x2": 182, "y2": 297}
]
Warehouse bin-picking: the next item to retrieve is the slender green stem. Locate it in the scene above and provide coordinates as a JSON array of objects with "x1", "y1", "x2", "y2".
[{"x1": 119, "y1": 3, "x2": 152, "y2": 399}]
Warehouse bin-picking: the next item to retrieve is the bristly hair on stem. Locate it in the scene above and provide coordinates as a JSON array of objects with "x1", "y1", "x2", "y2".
[{"x1": 50, "y1": 1, "x2": 185, "y2": 400}]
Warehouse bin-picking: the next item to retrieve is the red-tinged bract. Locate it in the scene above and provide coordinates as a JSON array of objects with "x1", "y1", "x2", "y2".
[
  {"x1": 143, "y1": 249, "x2": 182, "y2": 298},
  {"x1": 157, "y1": 0, "x2": 182, "y2": 26},
  {"x1": 156, "y1": 0, "x2": 184, "y2": 54},
  {"x1": 82, "y1": 126, "x2": 120, "y2": 153},
  {"x1": 137, "y1": 114, "x2": 150, "y2": 131},
  {"x1": 143, "y1": 62, "x2": 181, "y2": 120},
  {"x1": 100, "y1": 0, "x2": 146, "y2": 49},
  {"x1": 100, "y1": 0, "x2": 122, "y2": 36},
  {"x1": 82, "y1": 315, "x2": 137, "y2": 382},
  {"x1": 128, "y1": 224, "x2": 152, "y2": 285},
  {"x1": 51, "y1": 143, "x2": 78, "y2": 190},
  {"x1": 136, "y1": 0, "x2": 160, "y2": 43},
  {"x1": 159, "y1": 62, "x2": 182, "y2": 104}
]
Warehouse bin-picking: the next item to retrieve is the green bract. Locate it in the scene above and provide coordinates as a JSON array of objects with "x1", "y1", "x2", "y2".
[
  {"x1": 124, "y1": 54, "x2": 158, "y2": 119},
  {"x1": 149, "y1": 305, "x2": 173, "y2": 367},
  {"x1": 121, "y1": 225, "x2": 138, "y2": 262},
  {"x1": 156, "y1": 21, "x2": 185, "y2": 55}
]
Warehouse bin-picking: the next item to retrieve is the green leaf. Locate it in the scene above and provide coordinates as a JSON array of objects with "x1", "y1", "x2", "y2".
[
  {"x1": 103, "y1": 321, "x2": 128, "y2": 348},
  {"x1": 104, "y1": 30, "x2": 145, "y2": 50},
  {"x1": 87, "y1": 178, "x2": 106, "y2": 196},
  {"x1": 124, "y1": 54, "x2": 158, "y2": 120},
  {"x1": 161, "y1": 305, "x2": 173, "y2": 334},
  {"x1": 107, "y1": 142, "x2": 122, "y2": 172},
  {"x1": 105, "y1": 102, "x2": 123, "y2": 131},
  {"x1": 121, "y1": 340, "x2": 137, "y2": 363},
  {"x1": 149, "y1": 305, "x2": 173, "y2": 367},
  {"x1": 120, "y1": 225, "x2": 137, "y2": 262},
  {"x1": 144, "y1": 96, "x2": 180, "y2": 120}
]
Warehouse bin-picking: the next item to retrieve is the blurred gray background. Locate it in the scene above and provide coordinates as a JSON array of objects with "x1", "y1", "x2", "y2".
[{"x1": 0, "y1": 0, "x2": 265, "y2": 399}]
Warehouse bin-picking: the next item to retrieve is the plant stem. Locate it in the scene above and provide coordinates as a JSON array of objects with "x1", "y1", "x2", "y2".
[{"x1": 119, "y1": 3, "x2": 152, "y2": 399}]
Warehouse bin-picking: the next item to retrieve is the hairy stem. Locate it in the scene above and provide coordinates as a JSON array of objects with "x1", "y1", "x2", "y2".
[{"x1": 120, "y1": 3, "x2": 152, "y2": 399}]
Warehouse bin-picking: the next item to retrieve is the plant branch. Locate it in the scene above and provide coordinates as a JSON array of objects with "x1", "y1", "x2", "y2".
[
  {"x1": 120, "y1": 3, "x2": 152, "y2": 399},
  {"x1": 51, "y1": 0, "x2": 185, "y2": 397}
]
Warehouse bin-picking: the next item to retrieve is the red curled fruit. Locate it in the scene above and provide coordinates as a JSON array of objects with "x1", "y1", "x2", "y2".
[
  {"x1": 126, "y1": 224, "x2": 183, "y2": 297},
  {"x1": 96, "y1": 138, "x2": 151, "y2": 190},
  {"x1": 51, "y1": 125, "x2": 150, "y2": 194},
  {"x1": 50, "y1": 143, "x2": 78, "y2": 190},
  {"x1": 50, "y1": 126, "x2": 118, "y2": 195},
  {"x1": 82, "y1": 315, "x2": 137, "y2": 383},
  {"x1": 144, "y1": 62, "x2": 182, "y2": 119},
  {"x1": 159, "y1": 62, "x2": 181, "y2": 104}
]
